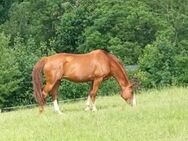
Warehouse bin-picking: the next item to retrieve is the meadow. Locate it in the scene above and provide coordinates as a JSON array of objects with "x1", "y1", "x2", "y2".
[{"x1": 0, "y1": 87, "x2": 188, "y2": 141}]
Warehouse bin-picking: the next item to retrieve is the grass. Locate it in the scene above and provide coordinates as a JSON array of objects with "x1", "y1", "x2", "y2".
[{"x1": 0, "y1": 87, "x2": 188, "y2": 141}]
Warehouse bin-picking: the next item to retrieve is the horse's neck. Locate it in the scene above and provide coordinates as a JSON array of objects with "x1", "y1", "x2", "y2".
[
  {"x1": 111, "y1": 59, "x2": 130, "y2": 90},
  {"x1": 114, "y1": 70, "x2": 129, "y2": 90}
]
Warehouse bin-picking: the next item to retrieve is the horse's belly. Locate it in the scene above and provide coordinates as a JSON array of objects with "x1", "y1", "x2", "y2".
[
  {"x1": 63, "y1": 73, "x2": 94, "y2": 82},
  {"x1": 63, "y1": 65, "x2": 95, "y2": 82},
  {"x1": 62, "y1": 59, "x2": 110, "y2": 82}
]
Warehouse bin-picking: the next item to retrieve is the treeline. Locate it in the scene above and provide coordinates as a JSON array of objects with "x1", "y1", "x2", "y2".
[{"x1": 0, "y1": 0, "x2": 187, "y2": 108}]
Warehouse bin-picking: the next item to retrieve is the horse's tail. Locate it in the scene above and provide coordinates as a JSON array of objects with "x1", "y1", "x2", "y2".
[{"x1": 32, "y1": 58, "x2": 46, "y2": 109}]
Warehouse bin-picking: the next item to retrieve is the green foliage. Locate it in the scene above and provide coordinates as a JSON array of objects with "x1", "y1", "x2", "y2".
[
  {"x1": 0, "y1": 33, "x2": 21, "y2": 108},
  {"x1": 0, "y1": 0, "x2": 16, "y2": 24},
  {"x1": 11, "y1": 36, "x2": 55, "y2": 106},
  {"x1": 1, "y1": 0, "x2": 63, "y2": 45},
  {"x1": 58, "y1": 81, "x2": 90, "y2": 100},
  {"x1": 137, "y1": 39, "x2": 176, "y2": 88},
  {"x1": 136, "y1": 7, "x2": 188, "y2": 88},
  {"x1": 58, "y1": 78, "x2": 119, "y2": 100},
  {"x1": 137, "y1": 36, "x2": 188, "y2": 88},
  {"x1": 0, "y1": 0, "x2": 187, "y2": 107},
  {"x1": 54, "y1": 0, "x2": 96, "y2": 53},
  {"x1": 174, "y1": 40, "x2": 188, "y2": 84},
  {"x1": 78, "y1": 0, "x2": 157, "y2": 64},
  {"x1": 0, "y1": 35, "x2": 55, "y2": 107}
]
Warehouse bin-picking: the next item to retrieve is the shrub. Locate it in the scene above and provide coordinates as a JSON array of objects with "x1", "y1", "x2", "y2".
[
  {"x1": 57, "y1": 78, "x2": 120, "y2": 101},
  {"x1": 137, "y1": 31, "x2": 188, "y2": 88},
  {"x1": 137, "y1": 39, "x2": 176, "y2": 88},
  {"x1": 0, "y1": 33, "x2": 21, "y2": 108}
]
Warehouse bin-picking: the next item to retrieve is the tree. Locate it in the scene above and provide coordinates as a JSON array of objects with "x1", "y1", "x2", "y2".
[
  {"x1": 54, "y1": 0, "x2": 96, "y2": 53},
  {"x1": 0, "y1": 33, "x2": 21, "y2": 108},
  {"x1": 78, "y1": 0, "x2": 157, "y2": 64},
  {"x1": 0, "y1": 0, "x2": 16, "y2": 24}
]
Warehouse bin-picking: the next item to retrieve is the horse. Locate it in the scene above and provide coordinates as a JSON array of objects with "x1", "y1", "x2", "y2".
[{"x1": 32, "y1": 49, "x2": 136, "y2": 114}]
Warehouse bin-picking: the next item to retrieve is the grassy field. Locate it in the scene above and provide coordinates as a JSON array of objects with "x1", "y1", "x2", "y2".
[{"x1": 0, "y1": 87, "x2": 188, "y2": 141}]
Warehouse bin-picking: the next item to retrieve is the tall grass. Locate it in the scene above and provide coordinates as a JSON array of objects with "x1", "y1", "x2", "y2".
[{"x1": 0, "y1": 87, "x2": 188, "y2": 141}]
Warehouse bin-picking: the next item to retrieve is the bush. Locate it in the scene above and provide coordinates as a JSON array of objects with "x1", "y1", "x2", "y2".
[
  {"x1": 137, "y1": 39, "x2": 176, "y2": 88},
  {"x1": 1, "y1": 36, "x2": 55, "y2": 108},
  {"x1": 12, "y1": 37, "x2": 55, "y2": 106},
  {"x1": 58, "y1": 80, "x2": 89, "y2": 100},
  {"x1": 137, "y1": 35, "x2": 188, "y2": 88},
  {"x1": 0, "y1": 33, "x2": 21, "y2": 108},
  {"x1": 57, "y1": 78, "x2": 120, "y2": 101},
  {"x1": 174, "y1": 40, "x2": 188, "y2": 85}
]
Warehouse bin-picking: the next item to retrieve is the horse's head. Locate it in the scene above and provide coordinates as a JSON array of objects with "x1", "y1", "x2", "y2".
[{"x1": 121, "y1": 84, "x2": 136, "y2": 106}]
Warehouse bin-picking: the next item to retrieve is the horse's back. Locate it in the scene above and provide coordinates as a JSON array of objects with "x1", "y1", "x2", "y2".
[
  {"x1": 43, "y1": 50, "x2": 112, "y2": 82},
  {"x1": 62, "y1": 50, "x2": 111, "y2": 81}
]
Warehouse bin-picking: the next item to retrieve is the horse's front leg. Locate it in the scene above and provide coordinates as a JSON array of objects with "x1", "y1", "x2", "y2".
[
  {"x1": 85, "y1": 95, "x2": 92, "y2": 111},
  {"x1": 85, "y1": 81, "x2": 93, "y2": 111},
  {"x1": 85, "y1": 78, "x2": 103, "y2": 112}
]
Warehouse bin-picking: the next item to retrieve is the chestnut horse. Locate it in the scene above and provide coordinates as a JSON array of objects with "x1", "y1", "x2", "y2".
[{"x1": 32, "y1": 49, "x2": 136, "y2": 114}]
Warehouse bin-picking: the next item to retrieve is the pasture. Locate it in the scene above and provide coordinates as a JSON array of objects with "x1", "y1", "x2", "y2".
[{"x1": 0, "y1": 87, "x2": 188, "y2": 141}]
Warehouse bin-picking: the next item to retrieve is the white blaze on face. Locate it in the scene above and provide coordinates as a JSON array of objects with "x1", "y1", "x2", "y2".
[{"x1": 132, "y1": 94, "x2": 136, "y2": 106}]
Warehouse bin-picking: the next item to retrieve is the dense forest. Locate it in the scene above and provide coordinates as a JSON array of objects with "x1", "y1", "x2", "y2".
[{"x1": 0, "y1": 0, "x2": 187, "y2": 108}]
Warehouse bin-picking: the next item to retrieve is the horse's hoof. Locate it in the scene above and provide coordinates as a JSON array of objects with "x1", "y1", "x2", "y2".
[
  {"x1": 92, "y1": 107, "x2": 97, "y2": 112},
  {"x1": 85, "y1": 107, "x2": 91, "y2": 111},
  {"x1": 58, "y1": 111, "x2": 64, "y2": 115},
  {"x1": 54, "y1": 110, "x2": 64, "y2": 115},
  {"x1": 39, "y1": 106, "x2": 44, "y2": 113}
]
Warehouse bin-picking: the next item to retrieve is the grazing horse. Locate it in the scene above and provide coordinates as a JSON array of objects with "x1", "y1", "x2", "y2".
[{"x1": 32, "y1": 49, "x2": 136, "y2": 114}]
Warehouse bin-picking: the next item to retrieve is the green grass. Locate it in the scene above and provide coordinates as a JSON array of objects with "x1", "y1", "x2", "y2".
[{"x1": 0, "y1": 87, "x2": 188, "y2": 141}]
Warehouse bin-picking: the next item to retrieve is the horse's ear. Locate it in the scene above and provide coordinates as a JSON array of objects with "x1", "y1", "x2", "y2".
[
  {"x1": 128, "y1": 83, "x2": 134, "y2": 88},
  {"x1": 130, "y1": 78, "x2": 140, "y2": 89}
]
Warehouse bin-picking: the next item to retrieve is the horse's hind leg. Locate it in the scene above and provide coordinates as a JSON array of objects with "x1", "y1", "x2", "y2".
[
  {"x1": 41, "y1": 73, "x2": 58, "y2": 110},
  {"x1": 42, "y1": 82, "x2": 55, "y2": 99},
  {"x1": 50, "y1": 80, "x2": 62, "y2": 114}
]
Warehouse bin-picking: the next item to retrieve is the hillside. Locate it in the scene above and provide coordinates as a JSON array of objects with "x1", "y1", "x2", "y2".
[{"x1": 0, "y1": 87, "x2": 188, "y2": 141}]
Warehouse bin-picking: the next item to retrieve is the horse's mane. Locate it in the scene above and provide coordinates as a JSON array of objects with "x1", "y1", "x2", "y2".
[
  {"x1": 107, "y1": 53, "x2": 130, "y2": 84},
  {"x1": 96, "y1": 48, "x2": 110, "y2": 53},
  {"x1": 95, "y1": 49, "x2": 129, "y2": 81},
  {"x1": 100, "y1": 48, "x2": 110, "y2": 53}
]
